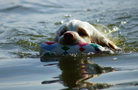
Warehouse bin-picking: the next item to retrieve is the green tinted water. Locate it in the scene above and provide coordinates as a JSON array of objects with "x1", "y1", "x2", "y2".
[{"x1": 0, "y1": 0, "x2": 138, "y2": 58}]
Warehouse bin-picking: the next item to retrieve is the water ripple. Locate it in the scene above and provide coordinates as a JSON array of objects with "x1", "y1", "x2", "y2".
[{"x1": 0, "y1": 0, "x2": 138, "y2": 58}]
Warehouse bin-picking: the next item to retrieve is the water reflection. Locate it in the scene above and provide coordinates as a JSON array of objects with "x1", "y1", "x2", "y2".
[{"x1": 41, "y1": 57, "x2": 114, "y2": 89}]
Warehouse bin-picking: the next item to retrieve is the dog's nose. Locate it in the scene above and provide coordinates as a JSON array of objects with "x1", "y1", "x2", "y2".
[{"x1": 64, "y1": 32, "x2": 74, "y2": 39}]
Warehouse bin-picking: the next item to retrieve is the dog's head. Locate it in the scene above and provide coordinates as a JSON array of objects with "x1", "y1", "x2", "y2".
[
  {"x1": 54, "y1": 20, "x2": 93, "y2": 45},
  {"x1": 54, "y1": 20, "x2": 121, "y2": 50}
]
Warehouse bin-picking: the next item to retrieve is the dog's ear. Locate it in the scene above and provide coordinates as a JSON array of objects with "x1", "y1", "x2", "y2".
[{"x1": 91, "y1": 35, "x2": 121, "y2": 50}]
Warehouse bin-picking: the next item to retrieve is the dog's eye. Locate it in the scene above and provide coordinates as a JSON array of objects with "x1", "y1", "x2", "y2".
[
  {"x1": 59, "y1": 26, "x2": 67, "y2": 36},
  {"x1": 60, "y1": 30, "x2": 67, "y2": 36},
  {"x1": 78, "y1": 27, "x2": 88, "y2": 36}
]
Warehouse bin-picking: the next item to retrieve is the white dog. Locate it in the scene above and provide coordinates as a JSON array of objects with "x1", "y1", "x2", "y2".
[{"x1": 54, "y1": 20, "x2": 120, "y2": 50}]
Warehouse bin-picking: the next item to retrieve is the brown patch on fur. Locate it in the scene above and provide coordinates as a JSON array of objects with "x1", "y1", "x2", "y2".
[
  {"x1": 108, "y1": 42, "x2": 116, "y2": 50},
  {"x1": 77, "y1": 27, "x2": 88, "y2": 37}
]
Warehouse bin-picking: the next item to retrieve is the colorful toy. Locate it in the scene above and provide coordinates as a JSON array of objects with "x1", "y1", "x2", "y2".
[{"x1": 40, "y1": 42, "x2": 113, "y2": 56}]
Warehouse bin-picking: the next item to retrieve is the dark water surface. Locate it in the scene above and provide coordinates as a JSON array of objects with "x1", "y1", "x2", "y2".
[{"x1": 0, "y1": 0, "x2": 138, "y2": 90}]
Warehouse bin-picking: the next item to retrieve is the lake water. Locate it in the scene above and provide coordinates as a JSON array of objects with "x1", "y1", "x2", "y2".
[{"x1": 0, "y1": 0, "x2": 138, "y2": 90}]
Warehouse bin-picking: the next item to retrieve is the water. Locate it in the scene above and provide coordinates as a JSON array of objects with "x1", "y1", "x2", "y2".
[{"x1": 0, "y1": 0, "x2": 138, "y2": 90}]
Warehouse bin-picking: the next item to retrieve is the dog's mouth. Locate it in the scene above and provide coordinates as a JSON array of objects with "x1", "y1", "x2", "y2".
[
  {"x1": 59, "y1": 38, "x2": 81, "y2": 45},
  {"x1": 59, "y1": 39, "x2": 80, "y2": 45}
]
